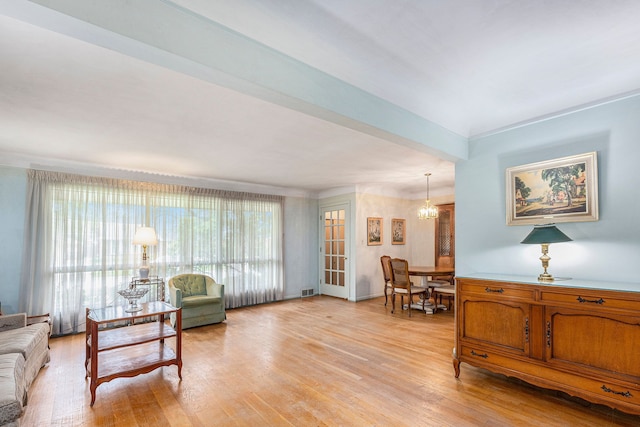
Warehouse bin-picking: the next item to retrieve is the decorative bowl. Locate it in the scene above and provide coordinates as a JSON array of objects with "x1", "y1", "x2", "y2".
[{"x1": 118, "y1": 287, "x2": 149, "y2": 312}]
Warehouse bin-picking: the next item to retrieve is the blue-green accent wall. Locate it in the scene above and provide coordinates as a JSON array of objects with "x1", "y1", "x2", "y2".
[
  {"x1": 457, "y1": 95, "x2": 640, "y2": 283},
  {"x1": 0, "y1": 167, "x2": 27, "y2": 313}
]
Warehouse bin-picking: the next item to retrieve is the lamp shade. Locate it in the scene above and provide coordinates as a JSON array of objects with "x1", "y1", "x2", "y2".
[
  {"x1": 521, "y1": 224, "x2": 572, "y2": 245},
  {"x1": 133, "y1": 227, "x2": 158, "y2": 246}
]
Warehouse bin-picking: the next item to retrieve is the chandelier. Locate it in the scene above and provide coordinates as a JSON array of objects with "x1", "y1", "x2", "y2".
[{"x1": 417, "y1": 173, "x2": 439, "y2": 220}]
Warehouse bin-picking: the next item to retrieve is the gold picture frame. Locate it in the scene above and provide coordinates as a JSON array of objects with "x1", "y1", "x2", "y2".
[
  {"x1": 506, "y1": 151, "x2": 599, "y2": 226},
  {"x1": 391, "y1": 218, "x2": 406, "y2": 245},
  {"x1": 367, "y1": 217, "x2": 383, "y2": 246}
]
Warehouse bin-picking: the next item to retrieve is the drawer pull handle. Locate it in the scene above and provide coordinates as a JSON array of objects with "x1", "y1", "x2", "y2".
[
  {"x1": 601, "y1": 385, "x2": 633, "y2": 398},
  {"x1": 470, "y1": 350, "x2": 488, "y2": 359},
  {"x1": 577, "y1": 296, "x2": 605, "y2": 304},
  {"x1": 485, "y1": 287, "x2": 504, "y2": 294},
  {"x1": 524, "y1": 317, "x2": 529, "y2": 343}
]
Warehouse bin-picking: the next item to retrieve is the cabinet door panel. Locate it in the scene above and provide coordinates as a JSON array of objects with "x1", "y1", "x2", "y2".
[
  {"x1": 547, "y1": 307, "x2": 640, "y2": 380},
  {"x1": 462, "y1": 300, "x2": 529, "y2": 354}
]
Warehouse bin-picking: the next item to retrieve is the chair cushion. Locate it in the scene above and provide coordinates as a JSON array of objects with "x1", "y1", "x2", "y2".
[
  {"x1": 172, "y1": 275, "x2": 207, "y2": 297},
  {"x1": 0, "y1": 353, "x2": 25, "y2": 426},
  {"x1": 427, "y1": 280, "x2": 451, "y2": 287},
  {"x1": 394, "y1": 286, "x2": 427, "y2": 294},
  {"x1": 181, "y1": 295, "x2": 222, "y2": 308},
  {"x1": 0, "y1": 323, "x2": 50, "y2": 361}
]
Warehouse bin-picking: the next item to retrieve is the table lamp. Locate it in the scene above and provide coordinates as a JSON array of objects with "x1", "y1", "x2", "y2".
[
  {"x1": 133, "y1": 227, "x2": 158, "y2": 280},
  {"x1": 521, "y1": 224, "x2": 572, "y2": 282}
]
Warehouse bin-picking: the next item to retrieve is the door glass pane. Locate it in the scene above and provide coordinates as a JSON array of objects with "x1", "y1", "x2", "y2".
[
  {"x1": 439, "y1": 211, "x2": 451, "y2": 256},
  {"x1": 323, "y1": 209, "x2": 346, "y2": 287}
]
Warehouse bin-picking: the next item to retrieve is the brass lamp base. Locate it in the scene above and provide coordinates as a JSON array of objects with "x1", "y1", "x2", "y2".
[{"x1": 537, "y1": 243, "x2": 554, "y2": 282}]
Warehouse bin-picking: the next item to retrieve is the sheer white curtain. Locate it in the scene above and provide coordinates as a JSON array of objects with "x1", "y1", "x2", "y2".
[{"x1": 20, "y1": 170, "x2": 284, "y2": 335}]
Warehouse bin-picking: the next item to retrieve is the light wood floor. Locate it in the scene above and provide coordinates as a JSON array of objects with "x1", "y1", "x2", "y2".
[{"x1": 22, "y1": 296, "x2": 640, "y2": 426}]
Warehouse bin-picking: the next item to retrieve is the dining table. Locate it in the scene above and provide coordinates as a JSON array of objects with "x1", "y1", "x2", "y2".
[
  {"x1": 408, "y1": 266, "x2": 455, "y2": 282},
  {"x1": 407, "y1": 265, "x2": 455, "y2": 313}
]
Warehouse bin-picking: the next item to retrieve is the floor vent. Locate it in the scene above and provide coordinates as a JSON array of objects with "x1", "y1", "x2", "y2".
[{"x1": 301, "y1": 289, "x2": 314, "y2": 298}]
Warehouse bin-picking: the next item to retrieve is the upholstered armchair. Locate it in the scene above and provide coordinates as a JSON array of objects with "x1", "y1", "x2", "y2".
[{"x1": 168, "y1": 274, "x2": 226, "y2": 329}]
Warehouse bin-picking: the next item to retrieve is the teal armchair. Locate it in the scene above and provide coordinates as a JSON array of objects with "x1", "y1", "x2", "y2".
[{"x1": 168, "y1": 274, "x2": 226, "y2": 329}]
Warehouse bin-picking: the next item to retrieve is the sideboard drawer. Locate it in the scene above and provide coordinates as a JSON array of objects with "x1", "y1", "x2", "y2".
[
  {"x1": 458, "y1": 344, "x2": 523, "y2": 368},
  {"x1": 460, "y1": 344, "x2": 640, "y2": 411},
  {"x1": 567, "y1": 375, "x2": 640, "y2": 411},
  {"x1": 458, "y1": 280, "x2": 535, "y2": 301},
  {"x1": 540, "y1": 290, "x2": 640, "y2": 312}
]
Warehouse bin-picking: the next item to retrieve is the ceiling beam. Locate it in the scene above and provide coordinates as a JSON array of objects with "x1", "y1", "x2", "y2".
[{"x1": 3, "y1": 0, "x2": 468, "y2": 161}]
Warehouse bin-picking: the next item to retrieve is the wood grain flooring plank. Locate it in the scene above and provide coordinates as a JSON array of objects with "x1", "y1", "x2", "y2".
[{"x1": 16, "y1": 296, "x2": 640, "y2": 426}]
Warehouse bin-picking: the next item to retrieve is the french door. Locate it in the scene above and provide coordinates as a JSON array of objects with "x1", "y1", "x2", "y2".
[{"x1": 319, "y1": 204, "x2": 350, "y2": 299}]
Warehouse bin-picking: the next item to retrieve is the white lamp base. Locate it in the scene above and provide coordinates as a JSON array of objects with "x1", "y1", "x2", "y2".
[{"x1": 139, "y1": 265, "x2": 150, "y2": 280}]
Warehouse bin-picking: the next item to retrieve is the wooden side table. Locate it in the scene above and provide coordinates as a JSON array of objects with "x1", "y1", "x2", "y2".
[{"x1": 85, "y1": 301, "x2": 181, "y2": 406}]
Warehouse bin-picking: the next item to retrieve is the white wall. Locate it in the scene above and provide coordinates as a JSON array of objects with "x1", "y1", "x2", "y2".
[
  {"x1": 353, "y1": 192, "x2": 453, "y2": 301},
  {"x1": 457, "y1": 95, "x2": 640, "y2": 283}
]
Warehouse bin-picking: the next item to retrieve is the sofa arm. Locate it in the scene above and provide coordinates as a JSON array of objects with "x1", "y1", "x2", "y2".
[
  {"x1": 27, "y1": 313, "x2": 50, "y2": 325},
  {"x1": 206, "y1": 282, "x2": 224, "y2": 298},
  {"x1": 169, "y1": 285, "x2": 183, "y2": 308},
  {"x1": 0, "y1": 313, "x2": 27, "y2": 332}
]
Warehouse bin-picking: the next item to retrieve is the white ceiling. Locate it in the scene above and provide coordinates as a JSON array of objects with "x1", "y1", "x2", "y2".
[{"x1": 2, "y1": 1, "x2": 640, "y2": 197}]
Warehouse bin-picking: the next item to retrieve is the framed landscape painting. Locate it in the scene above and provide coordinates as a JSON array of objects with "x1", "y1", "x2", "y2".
[
  {"x1": 367, "y1": 217, "x2": 383, "y2": 246},
  {"x1": 506, "y1": 152, "x2": 599, "y2": 226},
  {"x1": 391, "y1": 218, "x2": 406, "y2": 245}
]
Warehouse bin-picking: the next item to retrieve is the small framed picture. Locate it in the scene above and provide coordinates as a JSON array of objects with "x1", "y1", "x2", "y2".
[
  {"x1": 506, "y1": 152, "x2": 599, "y2": 226},
  {"x1": 367, "y1": 217, "x2": 383, "y2": 246},
  {"x1": 391, "y1": 218, "x2": 406, "y2": 245}
]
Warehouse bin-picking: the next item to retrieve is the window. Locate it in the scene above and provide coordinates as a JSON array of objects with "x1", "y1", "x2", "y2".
[{"x1": 21, "y1": 171, "x2": 283, "y2": 335}]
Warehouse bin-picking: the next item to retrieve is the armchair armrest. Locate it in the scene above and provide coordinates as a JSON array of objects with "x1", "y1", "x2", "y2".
[
  {"x1": 0, "y1": 313, "x2": 27, "y2": 332},
  {"x1": 169, "y1": 284, "x2": 183, "y2": 308},
  {"x1": 206, "y1": 282, "x2": 224, "y2": 298}
]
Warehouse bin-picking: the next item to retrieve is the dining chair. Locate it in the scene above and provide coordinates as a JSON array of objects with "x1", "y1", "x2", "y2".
[
  {"x1": 389, "y1": 258, "x2": 427, "y2": 316},
  {"x1": 425, "y1": 275, "x2": 453, "y2": 311},
  {"x1": 380, "y1": 255, "x2": 392, "y2": 306},
  {"x1": 433, "y1": 284, "x2": 455, "y2": 311}
]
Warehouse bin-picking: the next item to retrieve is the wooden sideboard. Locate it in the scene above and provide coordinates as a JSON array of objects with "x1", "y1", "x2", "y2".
[{"x1": 454, "y1": 274, "x2": 640, "y2": 415}]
